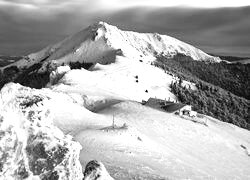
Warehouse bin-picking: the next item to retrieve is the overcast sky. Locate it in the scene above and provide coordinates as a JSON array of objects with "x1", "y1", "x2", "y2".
[{"x1": 0, "y1": 0, "x2": 250, "y2": 57}]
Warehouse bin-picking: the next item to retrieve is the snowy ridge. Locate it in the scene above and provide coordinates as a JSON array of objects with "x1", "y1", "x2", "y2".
[
  {"x1": 1, "y1": 21, "x2": 220, "y2": 72},
  {"x1": 98, "y1": 22, "x2": 220, "y2": 61}
]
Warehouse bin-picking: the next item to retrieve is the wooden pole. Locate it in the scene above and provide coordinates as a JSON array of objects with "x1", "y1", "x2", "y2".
[{"x1": 112, "y1": 114, "x2": 115, "y2": 128}]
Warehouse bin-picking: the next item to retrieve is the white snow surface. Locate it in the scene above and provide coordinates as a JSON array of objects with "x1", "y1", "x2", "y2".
[
  {"x1": 50, "y1": 56, "x2": 177, "y2": 102},
  {"x1": 1, "y1": 81, "x2": 250, "y2": 179}
]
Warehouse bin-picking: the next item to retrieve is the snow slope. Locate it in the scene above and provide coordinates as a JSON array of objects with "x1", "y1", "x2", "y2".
[
  {"x1": 86, "y1": 101, "x2": 250, "y2": 179},
  {"x1": 50, "y1": 56, "x2": 177, "y2": 102},
  {"x1": 1, "y1": 83, "x2": 250, "y2": 179}
]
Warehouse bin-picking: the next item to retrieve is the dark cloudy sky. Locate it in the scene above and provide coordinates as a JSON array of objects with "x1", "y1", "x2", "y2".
[{"x1": 0, "y1": 0, "x2": 250, "y2": 57}]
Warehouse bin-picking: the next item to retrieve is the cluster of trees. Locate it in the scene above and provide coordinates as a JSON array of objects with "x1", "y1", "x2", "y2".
[
  {"x1": 153, "y1": 53, "x2": 250, "y2": 130},
  {"x1": 170, "y1": 80, "x2": 250, "y2": 130},
  {"x1": 69, "y1": 61, "x2": 94, "y2": 70},
  {"x1": 156, "y1": 53, "x2": 250, "y2": 100},
  {"x1": 0, "y1": 56, "x2": 23, "y2": 67},
  {"x1": 0, "y1": 60, "x2": 95, "y2": 89},
  {"x1": 0, "y1": 63, "x2": 50, "y2": 89}
]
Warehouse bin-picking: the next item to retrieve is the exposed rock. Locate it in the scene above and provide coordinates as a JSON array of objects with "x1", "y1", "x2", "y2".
[
  {"x1": 49, "y1": 65, "x2": 71, "y2": 86},
  {"x1": 83, "y1": 160, "x2": 114, "y2": 180}
]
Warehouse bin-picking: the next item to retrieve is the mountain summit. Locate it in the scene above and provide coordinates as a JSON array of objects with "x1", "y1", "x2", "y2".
[
  {"x1": 1, "y1": 21, "x2": 220, "y2": 73},
  {"x1": 0, "y1": 21, "x2": 221, "y2": 90}
]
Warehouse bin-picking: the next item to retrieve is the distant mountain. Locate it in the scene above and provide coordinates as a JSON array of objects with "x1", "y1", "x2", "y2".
[
  {"x1": 210, "y1": 54, "x2": 250, "y2": 63},
  {"x1": 0, "y1": 55, "x2": 23, "y2": 67},
  {"x1": 232, "y1": 59, "x2": 250, "y2": 64}
]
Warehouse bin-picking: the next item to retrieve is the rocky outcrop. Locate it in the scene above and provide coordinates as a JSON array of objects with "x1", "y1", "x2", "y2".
[
  {"x1": 0, "y1": 83, "x2": 83, "y2": 180},
  {"x1": 83, "y1": 160, "x2": 114, "y2": 180}
]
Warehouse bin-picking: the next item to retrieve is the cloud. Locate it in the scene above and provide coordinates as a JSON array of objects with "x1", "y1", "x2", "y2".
[
  {"x1": 1, "y1": 0, "x2": 250, "y2": 9},
  {"x1": 0, "y1": 0, "x2": 104, "y2": 55},
  {"x1": 100, "y1": 6, "x2": 250, "y2": 56},
  {"x1": 0, "y1": 1, "x2": 249, "y2": 57},
  {"x1": 1, "y1": 0, "x2": 78, "y2": 7}
]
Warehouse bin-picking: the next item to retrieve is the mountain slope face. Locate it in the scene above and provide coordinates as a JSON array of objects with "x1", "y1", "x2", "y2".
[
  {"x1": 1, "y1": 22, "x2": 250, "y2": 180},
  {"x1": 0, "y1": 21, "x2": 220, "y2": 89},
  {"x1": 27, "y1": 21, "x2": 220, "y2": 67}
]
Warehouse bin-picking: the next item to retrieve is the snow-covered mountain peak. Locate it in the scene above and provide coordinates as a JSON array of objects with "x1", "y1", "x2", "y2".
[
  {"x1": 88, "y1": 21, "x2": 221, "y2": 61},
  {"x1": 89, "y1": 21, "x2": 113, "y2": 33},
  {"x1": 0, "y1": 21, "x2": 220, "y2": 74}
]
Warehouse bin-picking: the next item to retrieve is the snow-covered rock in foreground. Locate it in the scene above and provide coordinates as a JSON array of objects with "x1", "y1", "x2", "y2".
[
  {"x1": 0, "y1": 83, "x2": 83, "y2": 180},
  {"x1": 83, "y1": 160, "x2": 114, "y2": 180}
]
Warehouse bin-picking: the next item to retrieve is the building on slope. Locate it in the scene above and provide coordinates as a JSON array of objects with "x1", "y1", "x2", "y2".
[{"x1": 144, "y1": 97, "x2": 196, "y2": 117}]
